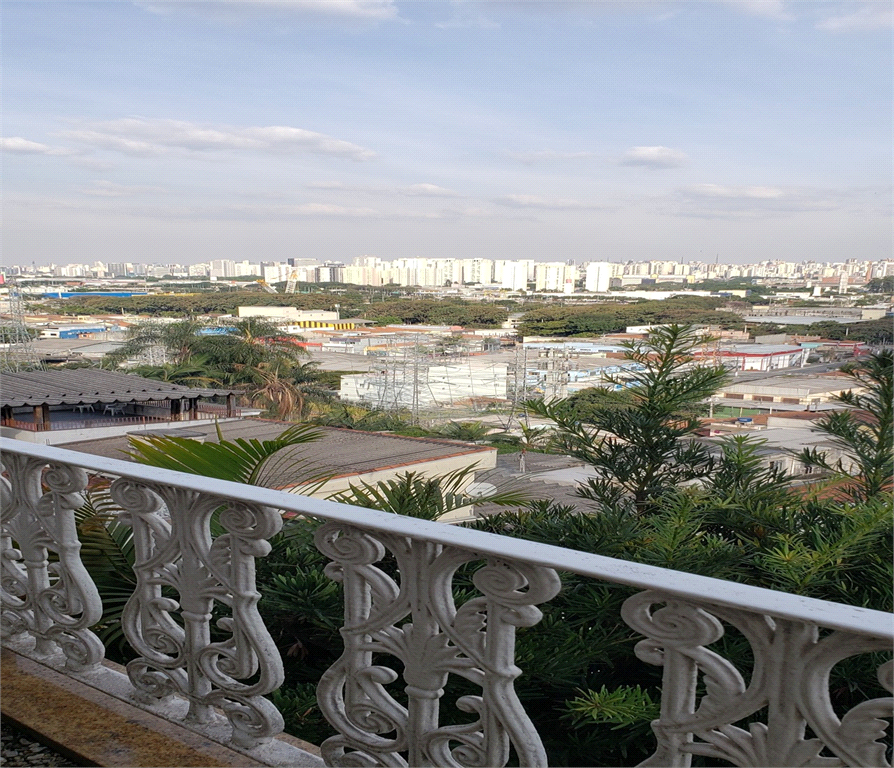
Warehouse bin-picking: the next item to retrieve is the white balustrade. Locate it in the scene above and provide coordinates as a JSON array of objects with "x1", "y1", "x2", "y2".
[
  {"x1": 1, "y1": 437, "x2": 891, "y2": 767},
  {"x1": 314, "y1": 522, "x2": 562, "y2": 767},
  {"x1": 622, "y1": 592, "x2": 893, "y2": 767},
  {"x1": 108, "y1": 477, "x2": 286, "y2": 749},
  {"x1": 0, "y1": 451, "x2": 105, "y2": 671}
]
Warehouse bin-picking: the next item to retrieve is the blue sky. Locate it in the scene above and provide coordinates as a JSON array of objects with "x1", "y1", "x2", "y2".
[{"x1": 3, "y1": 1, "x2": 891, "y2": 267}]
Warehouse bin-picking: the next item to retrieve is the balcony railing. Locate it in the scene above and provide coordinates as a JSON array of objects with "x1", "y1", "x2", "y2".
[
  {"x1": 1, "y1": 436, "x2": 891, "y2": 767},
  {"x1": 1, "y1": 415, "x2": 172, "y2": 432},
  {"x1": 1, "y1": 403, "x2": 241, "y2": 432}
]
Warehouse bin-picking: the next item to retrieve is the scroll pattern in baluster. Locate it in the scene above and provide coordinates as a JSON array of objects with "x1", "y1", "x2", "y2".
[
  {"x1": 109, "y1": 478, "x2": 285, "y2": 749},
  {"x1": 0, "y1": 454, "x2": 104, "y2": 671},
  {"x1": 315, "y1": 521, "x2": 562, "y2": 768},
  {"x1": 622, "y1": 590, "x2": 894, "y2": 767}
]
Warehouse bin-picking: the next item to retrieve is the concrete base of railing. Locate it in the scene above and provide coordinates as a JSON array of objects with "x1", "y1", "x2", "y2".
[{"x1": 1, "y1": 636, "x2": 324, "y2": 768}]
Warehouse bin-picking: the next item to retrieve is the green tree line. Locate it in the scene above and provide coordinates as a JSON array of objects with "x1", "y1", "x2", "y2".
[
  {"x1": 47, "y1": 292, "x2": 509, "y2": 328},
  {"x1": 517, "y1": 297, "x2": 743, "y2": 336}
]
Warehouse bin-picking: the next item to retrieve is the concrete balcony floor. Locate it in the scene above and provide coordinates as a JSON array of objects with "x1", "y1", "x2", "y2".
[{"x1": 0, "y1": 648, "x2": 321, "y2": 768}]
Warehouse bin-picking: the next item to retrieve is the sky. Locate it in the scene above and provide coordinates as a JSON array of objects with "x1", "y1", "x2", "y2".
[{"x1": 2, "y1": 0, "x2": 892, "y2": 267}]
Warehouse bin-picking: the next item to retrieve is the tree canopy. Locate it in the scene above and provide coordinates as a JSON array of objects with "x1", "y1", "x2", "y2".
[
  {"x1": 528, "y1": 325, "x2": 729, "y2": 511},
  {"x1": 106, "y1": 318, "x2": 332, "y2": 419},
  {"x1": 799, "y1": 350, "x2": 893, "y2": 501},
  {"x1": 517, "y1": 297, "x2": 742, "y2": 337}
]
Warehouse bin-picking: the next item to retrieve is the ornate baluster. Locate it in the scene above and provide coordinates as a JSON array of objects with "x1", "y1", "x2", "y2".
[
  {"x1": 110, "y1": 478, "x2": 285, "y2": 749},
  {"x1": 315, "y1": 522, "x2": 561, "y2": 768},
  {"x1": 622, "y1": 590, "x2": 893, "y2": 767},
  {"x1": 0, "y1": 454, "x2": 104, "y2": 671}
]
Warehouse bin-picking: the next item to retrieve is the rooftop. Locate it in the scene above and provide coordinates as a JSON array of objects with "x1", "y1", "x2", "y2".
[
  {"x1": 720, "y1": 373, "x2": 856, "y2": 396},
  {"x1": 0, "y1": 369, "x2": 240, "y2": 408},
  {"x1": 59, "y1": 418, "x2": 496, "y2": 488}
]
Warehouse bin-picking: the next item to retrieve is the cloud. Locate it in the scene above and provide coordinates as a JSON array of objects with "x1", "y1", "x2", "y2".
[
  {"x1": 494, "y1": 194, "x2": 600, "y2": 210},
  {"x1": 1, "y1": 137, "x2": 74, "y2": 156},
  {"x1": 507, "y1": 150, "x2": 599, "y2": 165},
  {"x1": 287, "y1": 202, "x2": 379, "y2": 215},
  {"x1": 79, "y1": 181, "x2": 160, "y2": 197},
  {"x1": 671, "y1": 184, "x2": 836, "y2": 218},
  {"x1": 720, "y1": 0, "x2": 792, "y2": 21},
  {"x1": 59, "y1": 118, "x2": 376, "y2": 160},
  {"x1": 305, "y1": 181, "x2": 459, "y2": 197},
  {"x1": 817, "y1": 3, "x2": 893, "y2": 30},
  {"x1": 401, "y1": 184, "x2": 459, "y2": 197},
  {"x1": 135, "y1": 0, "x2": 397, "y2": 21},
  {"x1": 621, "y1": 146, "x2": 686, "y2": 168},
  {"x1": 684, "y1": 184, "x2": 785, "y2": 199}
]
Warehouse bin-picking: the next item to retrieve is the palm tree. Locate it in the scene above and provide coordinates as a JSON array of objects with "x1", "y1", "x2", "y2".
[
  {"x1": 107, "y1": 316, "x2": 330, "y2": 420},
  {"x1": 432, "y1": 420, "x2": 495, "y2": 443},
  {"x1": 130, "y1": 354, "x2": 225, "y2": 388},
  {"x1": 312, "y1": 404, "x2": 409, "y2": 431},
  {"x1": 204, "y1": 317, "x2": 307, "y2": 373},
  {"x1": 107, "y1": 319, "x2": 210, "y2": 367},
  {"x1": 328, "y1": 465, "x2": 531, "y2": 521},
  {"x1": 244, "y1": 362, "x2": 305, "y2": 420},
  {"x1": 288, "y1": 361, "x2": 335, "y2": 421},
  {"x1": 126, "y1": 422, "x2": 328, "y2": 491}
]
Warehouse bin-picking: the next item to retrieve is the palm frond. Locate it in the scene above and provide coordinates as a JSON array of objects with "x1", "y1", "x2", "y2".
[
  {"x1": 125, "y1": 423, "x2": 327, "y2": 487},
  {"x1": 329, "y1": 465, "x2": 531, "y2": 520}
]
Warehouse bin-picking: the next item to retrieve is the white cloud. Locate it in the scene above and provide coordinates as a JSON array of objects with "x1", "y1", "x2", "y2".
[
  {"x1": 507, "y1": 150, "x2": 599, "y2": 165},
  {"x1": 136, "y1": 0, "x2": 397, "y2": 20},
  {"x1": 401, "y1": 184, "x2": 459, "y2": 197},
  {"x1": 672, "y1": 184, "x2": 837, "y2": 218},
  {"x1": 1, "y1": 137, "x2": 74, "y2": 156},
  {"x1": 59, "y1": 118, "x2": 376, "y2": 160},
  {"x1": 684, "y1": 184, "x2": 785, "y2": 199},
  {"x1": 721, "y1": 0, "x2": 792, "y2": 21},
  {"x1": 621, "y1": 146, "x2": 687, "y2": 168},
  {"x1": 305, "y1": 181, "x2": 459, "y2": 196},
  {"x1": 287, "y1": 202, "x2": 379, "y2": 215},
  {"x1": 495, "y1": 194, "x2": 599, "y2": 210},
  {"x1": 79, "y1": 181, "x2": 159, "y2": 197},
  {"x1": 817, "y1": 3, "x2": 893, "y2": 31}
]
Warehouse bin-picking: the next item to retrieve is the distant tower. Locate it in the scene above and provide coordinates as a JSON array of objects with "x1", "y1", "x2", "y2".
[{"x1": 0, "y1": 281, "x2": 43, "y2": 371}]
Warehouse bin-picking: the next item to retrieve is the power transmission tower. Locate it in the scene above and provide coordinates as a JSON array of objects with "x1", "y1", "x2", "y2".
[
  {"x1": 0, "y1": 281, "x2": 44, "y2": 372},
  {"x1": 500, "y1": 344, "x2": 531, "y2": 430}
]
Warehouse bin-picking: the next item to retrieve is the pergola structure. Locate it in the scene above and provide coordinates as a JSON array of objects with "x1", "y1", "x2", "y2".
[{"x1": 0, "y1": 369, "x2": 242, "y2": 431}]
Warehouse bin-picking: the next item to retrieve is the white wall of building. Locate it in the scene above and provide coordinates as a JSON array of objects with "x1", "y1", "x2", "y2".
[{"x1": 585, "y1": 262, "x2": 613, "y2": 292}]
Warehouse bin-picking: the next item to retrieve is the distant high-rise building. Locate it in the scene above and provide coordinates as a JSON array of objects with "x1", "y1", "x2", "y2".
[
  {"x1": 460, "y1": 258, "x2": 493, "y2": 284},
  {"x1": 535, "y1": 262, "x2": 575, "y2": 292},
  {"x1": 210, "y1": 259, "x2": 236, "y2": 278},
  {"x1": 585, "y1": 262, "x2": 612, "y2": 292},
  {"x1": 107, "y1": 262, "x2": 131, "y2": 277},
  {"x1": 500, "y1": 261, "x2": 528, "y2": 291}
]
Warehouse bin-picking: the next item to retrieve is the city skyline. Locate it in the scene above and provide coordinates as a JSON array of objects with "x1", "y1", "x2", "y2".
[
  {"x1": 3, "y1": 1, "x2": 891, "y2": 267},
  {"x1": 7, "y1": 254, "x2": 890, "y2": 291}
]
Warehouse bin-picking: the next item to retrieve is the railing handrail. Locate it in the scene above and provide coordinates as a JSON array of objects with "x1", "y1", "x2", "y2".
[
  {"x1": 2, "y1": 436, "x2": 891, "y2": 639},
  {"x1": 1, "y1": 416, "x2": 170, "y2": 432}
]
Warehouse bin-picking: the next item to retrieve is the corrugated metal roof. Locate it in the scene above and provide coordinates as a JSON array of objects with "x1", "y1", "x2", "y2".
[{"x1": 0, "y1": 370, "x2": 241, "y2": 408}]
